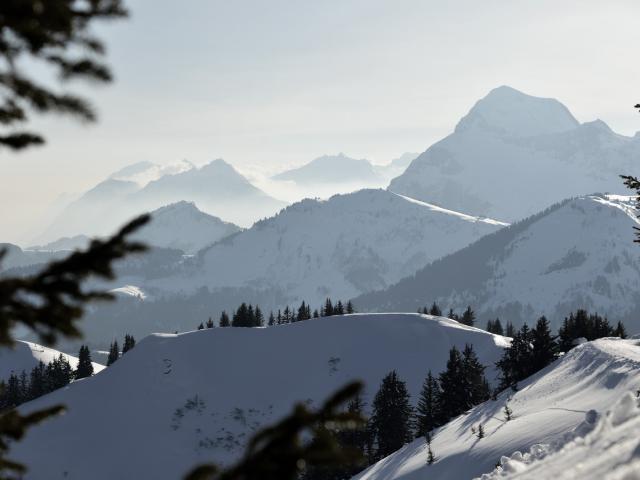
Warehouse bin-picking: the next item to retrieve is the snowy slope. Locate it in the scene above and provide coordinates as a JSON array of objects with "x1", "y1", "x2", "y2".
[
  {"x1": 0, "y1": 340, "x2": 105, "y2": 381},
  {"x1": 356, "y1": 337, "x2": 640, "y2": 480},
  {"x1": 148, "y1": 189, "x2": 506, "y2": 305},
  {"x1": 12, "y1": 314, "x2": 508, "y2": 480},
  {"x1": 356, "y1": 194, "x2": 640, "y2": 332},
  {"x1": 35, "y1": 159, "x2": 286, "y2": 242},
  {"x1": 388, "y1": 86, "x2": 637, "y2": 221},
  {"x1": 477, "y1": 391, "x2": 640, "y2": 479}
]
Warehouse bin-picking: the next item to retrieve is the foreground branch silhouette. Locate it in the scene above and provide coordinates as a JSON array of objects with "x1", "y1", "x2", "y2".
[{"x1": 0, "y1": 214, "x2": 149, "y2": 476}]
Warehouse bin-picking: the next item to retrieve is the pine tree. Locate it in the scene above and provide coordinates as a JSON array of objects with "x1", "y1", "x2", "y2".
[
  {"x1": 107, "y1": 341, "x2": 119, "y2": 366},
  {"x1": 122, "y1": 334, "x2": 136, "y2": 354},
  {"x1": 219, "y1": 311, "x2": 230, "y2": 327},
  {"x1": 530, "y1": 316, "x2": 556, "y2": 372},
  {"x1": 415, "y1": 371, "x2": 440, "y2": 438},
  {"x1": 493, "y1": 318, "x2": 504, "y2": 335},
  {"x1": 505, "y1": 321, "x2": 515, "y2": 338},
  {"x1": 460, "y1": 306, "x2": 475, "y2": 326},
  {"x1": 255, "y1": 306, "x2": 264, "y2": 327},
  {"x1": 313, "y1": 309, "x2": 320, "y2": 318},
  {"x1": 323, "y1": 298, "x2": 334, "y2": 317},
  {"x1": 28, "y1": 361, "x2": 46, "y2": 400},
  {"x1": 504, "y1": 403, "x2": 513, "y2": 422},
  {"x1": 197, "y1": 323, "x2": 204, "y2": 330},
  {"x1": 428, "y1": 302, "x2": 442, "y2": 316},
  {"x1": 268, "y1": 312, "x2": 276, "y2": 326},
  {"x1": 437, "y1": 346, "x2": 467, "y2": 422},
  {"x1": 447, "y1": 308, "x2": 457, "y2": 320},
  {"x1": 615, "y1": 321, "x2": 627, "y2": 339},
  {"x1": 370, "y1": 371, "x2": 413, "y2": 460},
  {"x1": 346, "y1": 301, "x2": 355, "y2": 314},
  {"x1": 461, "y1": 344, "x2": 490, "y2": 408},
  {"x1": 75, "y1": 345, "x2": 94, "y2": 379},
  {"x1": 477, "y1": 424, "x2": 485, "y2": 439},
  {"x1": 206, "y1": 317, "x2": 214, "y2": 328}
]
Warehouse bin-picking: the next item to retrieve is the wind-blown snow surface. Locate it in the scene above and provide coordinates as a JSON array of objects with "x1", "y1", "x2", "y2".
[
  {"x1": 388, "y1": 86, "x2": 637, "y2": 221},
  {"x1": 151, "y1": 189, "x2": 506, "y2": 304},
  {"x1": 0, "y1": 341, "x2": 105, "y2": 381},
  {"x1": 356, "y1": 337, "x2": 640, "y2": 480},
  {"x1": 477, "y1": 391, "x2": 640, "y2": 479},
  {"x1": 12, "y1": 314, "x2": 508, "y2": 480},
  {"x1": 356, "y1": 194, "x2": 640, "y2": 332}
]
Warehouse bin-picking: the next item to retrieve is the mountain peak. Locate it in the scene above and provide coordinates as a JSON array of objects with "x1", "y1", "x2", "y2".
[{"x1": 455, "y1": 86, "x2": 579, "y2": 137}]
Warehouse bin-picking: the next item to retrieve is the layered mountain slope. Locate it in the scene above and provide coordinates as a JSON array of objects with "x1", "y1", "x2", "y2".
[
  {"x1": 132, "y1": 201, "x2": 241, "y2": 254},
  {"x1": 28, "y1": 202, "x2": 240, "y2": 256},
  {"x1": 150, "y1": 189, "x2": 506, "y2": 305},
  {"x1": 356, "y1": 337, "x2": 640, "y2": 480},
  {"x1": 0, "y1": 341, "x2": 105, "y2": 381},
  {"x1": 388, "y1": 86, "x2": 638, "y2": 221},
  {"x1": 36, "y1": 159, "x2": 285, "y2": 242},
  {"x1": 272, "y1": 153, "x2": 382, "y2": 185},
  {"x1": 11, "y1": 314, "x2": 508, "y2": 480},
  {"x1": 356, "y1": 194, "x2": 640, "y2": 332},
  {"x1": 0, "y1": 243, "x2": 67, "y2": 272}
]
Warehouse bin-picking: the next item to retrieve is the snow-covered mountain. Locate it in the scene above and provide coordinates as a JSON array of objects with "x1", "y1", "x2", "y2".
[
  {"x1": 35, "y1": 159, "x2": 286, "y2": 242},
  {"x1": 0, "y1": 340, "x2": 105, "y2": 382},
  {"x1": 9, "y1": 314, "x2": 508, "y2": 479},
  {"x1": 132, "y1": 201, "x2": 241, "y2": 254},
  {"x1": 355, "y1": 194, "x2": 640, "y2": 332},
  {"x1": 26, "y1": 202, "x2": 240, "y2": 256},
  {"x1": 388, "y1": 86, "x2": 637, "y2": 221},
  {"x1": 356, "y1": 337, "x2": 640, "y2": 480},
  {"x1": 272, "y1": 153, "x2": 383, "y2": 185},
  {"x1": 147, "y1": 189, "x2": 506, "y2": 305}
]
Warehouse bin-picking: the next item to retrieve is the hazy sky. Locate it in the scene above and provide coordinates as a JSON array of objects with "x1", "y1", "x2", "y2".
[{"x1": 2, "y1": 0, "x2": 640, "y2": 242}]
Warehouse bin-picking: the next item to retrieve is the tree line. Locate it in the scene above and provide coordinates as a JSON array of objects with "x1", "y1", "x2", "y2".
[
  {"x1": 303, "y1": 344, "x2": 490, "y2": 479},
  {"x1": 0, "y1": 346, "x2": 94, "y2": 411},
  {"x1": 196, "y1": 298, "x2": 356, "y2": 330}
]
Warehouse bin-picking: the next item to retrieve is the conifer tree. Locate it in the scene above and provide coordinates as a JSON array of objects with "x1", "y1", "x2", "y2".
[
  {"x1": 461, "y1": 344, "x2": 490, "y2": 408},
  {"x1": 323, "y1": 298, "x2": 334, "y2": 317},
  {"x1": 255, "y1": 306, "x2": 264, "y2": 327},
  {"x1": 313, "y1": 309, "x2": 320, "y2": 318},
  {"x1": 504, "y1": 403, "x2": 513, "y2": 422},
  {"x1": 206, "y1": 317, "x2": 214, "y2": 328},
  {"x1": 447, "y1": 308, "x2": 457, "y2": 320},
  {"x1": 437, "y1": 346, "x2": 466, "y2": 422},
  {"x1": 505, "y1": 321, "x2": 516, "y2": 338},
  {"x1": 428, "y1": 302, "x2": 442, "y2": 317},
  {"x1": 460, "y1": 306, "x2": 475, "y2": 326},
  {"x1": 75, "y1": 345, "x2": 94, "y2": 379},
  {"x1": 615, "y1": 321, "x2": 627, "y2": 339},
  {"x1": 107, "y1": 341, "x2": 119, "y2": 366},
  {"x1": 122, "y1": 334, "x2": 136, "y2": 354},
  {"x1": 530, "y1": 316, "x2": 556, "y2": 372},
  {"x1": 219, "y1": 311, "x2": 230, "y2": 327},
  {"x1": 268, "y1": 312, "x2": 276, "y2": 326},
  {"x1": 197, "y1": 323, "x2": 204, "y2": 330},
  {"x1": 370, "y1": 371, "x2": 413, "y2": 460},
  {"x1": 415, "y1": 371, "x2": 440, "y2": 438},
  {"x1": 477, "y1": 424, "x2": 485, "y2": 439},
  {"x1": 346, "y1": 301, "x2": 355, "y2": 314},
  {"x1": 335, "y1": 301, "x2": 344, "y2": 315}
]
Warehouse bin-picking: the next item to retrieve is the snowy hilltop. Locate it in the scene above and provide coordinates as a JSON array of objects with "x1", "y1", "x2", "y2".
[
  {"x1": 9, "y1": 314, "x2": 508, "y2": 479},
  {"x1": 0, "y1": 341, "x2": 105, "y2": 382},
  {"x1": 355, "y1": 337, "x2": 640, "y2": 480},
  {"x1": 388, "y1": 86, "x2": 638, "y2": 221},
  {"x1": 356, "y1": 194, "x2": 640, "y2": 332}
]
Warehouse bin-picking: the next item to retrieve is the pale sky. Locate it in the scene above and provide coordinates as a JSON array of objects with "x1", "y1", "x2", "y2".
[{"x1": 2, "y1": 0, "x2": 640, "y2": 242}]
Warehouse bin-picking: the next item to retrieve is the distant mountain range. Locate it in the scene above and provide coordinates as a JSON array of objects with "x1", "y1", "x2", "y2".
[
  {"x1": 388, "y1": 86, "x2": 637, "y2": 221},
  {"x1": 35, "y1": 159, "x2": 285, "y2": 243},
  {"x1": 355, "y1": 194, "x2": 640, "y2": 331}
]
